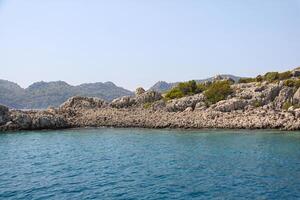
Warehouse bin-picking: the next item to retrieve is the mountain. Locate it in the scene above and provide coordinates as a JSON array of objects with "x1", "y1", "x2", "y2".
[
  {"x1": 149, "y1": 74, "x2": 243, "y2": 92},
  {"x1": 0, "y1": 80, "x2": 133, "y2": 109}
]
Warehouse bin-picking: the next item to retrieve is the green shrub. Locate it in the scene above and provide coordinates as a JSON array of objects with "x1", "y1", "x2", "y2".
[
  {"x1": 204, "y1": 80, "x2": 233, "y2": 104},
  {"x1": 252, "y1": 99, "x2": 263, "y2": 107},
  {"x1": 238, "y1": 78, "x2": 257, "y2": 84},
  {"x1": 143, "y1": 102, "x2": 152, "y2": 109},
  {"x1": 256, "y1": 75, "x2": 263, "y2": 82},
  {"x1": 165, "y1": 88, "x2": 184, "y2": 99},
  {"x1": 165, "y1": 80, "x2": 202, "y2": 99},
  {"x1": 283, "y1": 102, "x2": 293, "y2": 110},
  {"x1": 278, "y1": 71, "x2": 292, "y2": 80},
  {"x1": 177, "y1": 80, "x2": 198, "y2": 95},
  {"x1": 264, "y1": 72, "x2": 279, "y2": 82},
  {"x1": 197, "y1": 83, "x2": 209, "y2": 92},
  {"x1": 283, "y1": 79, "x2": 300, "y2": 88}
]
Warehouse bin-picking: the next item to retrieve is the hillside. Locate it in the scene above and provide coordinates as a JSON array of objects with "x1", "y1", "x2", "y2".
[
  {"x1": 149, "y1": 75, "x2": 242, "y2": 92},
  {"x1": 0, "y1": 80, "x2": 133, "y2": 109}
]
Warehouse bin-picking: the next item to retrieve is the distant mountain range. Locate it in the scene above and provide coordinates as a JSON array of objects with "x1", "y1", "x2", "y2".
[
  {"x1": 0, "y1": 80, "x2": 133, "y2": 109},
  {"x1": 149, "y1": 74, "x2": 242, "y2": 92},
  {"x1": 0, "y1": 74, "x2": 242, "y2": 109}
]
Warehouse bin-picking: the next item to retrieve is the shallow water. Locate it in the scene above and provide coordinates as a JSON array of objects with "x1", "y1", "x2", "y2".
[{"x1": 1, "y1": 128, "x2": 300, "y2": 199}]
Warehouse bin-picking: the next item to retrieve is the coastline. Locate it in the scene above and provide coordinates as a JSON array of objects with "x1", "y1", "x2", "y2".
[{"x1": 2, "y1": 77, "x2": 300, "y2": 132}]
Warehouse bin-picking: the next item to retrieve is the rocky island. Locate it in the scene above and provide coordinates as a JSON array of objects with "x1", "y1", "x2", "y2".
[{"x1": 2, "y1": 68, "x2": 300, "y2": 132}]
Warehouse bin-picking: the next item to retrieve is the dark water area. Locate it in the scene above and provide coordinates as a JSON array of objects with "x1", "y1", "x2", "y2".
[{"x1": 1, "y1": 128, "x2": 300, "y2": 199}]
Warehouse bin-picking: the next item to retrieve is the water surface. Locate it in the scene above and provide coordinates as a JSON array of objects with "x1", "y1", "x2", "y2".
[{"x1": 1, "y1": 128, "x2": 300, "y2": 199}]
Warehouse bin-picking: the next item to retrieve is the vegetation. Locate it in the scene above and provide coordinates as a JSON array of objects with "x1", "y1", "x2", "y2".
[
  {"x1": 165, "y1": 80, "x2": 203, "y2": 100},
  {"x1": 204, "y1": 80, "x2": 233, "y2": 105},
  {"x1": 283, "y1": 102, "x2": 293, "y2": 110},
  {"x1": 252, "y1": 99, "x2": 263, "y2": 108},
  {"x1": 239, "y1": 71, "x2": 293, "y2": 84},
  {"x1": 143, "y1": 102, "x2": 152, "y2": 109},
  {"x1": 283, "y1": 79, "x2": 300, "y2": 88},
  {"x1": 238, "y1": 78, "x2": 257, "y2": 84}
]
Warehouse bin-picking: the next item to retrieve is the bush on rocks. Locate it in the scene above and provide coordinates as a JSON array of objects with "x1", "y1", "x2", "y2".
[{"x1": 204, "y1": 80, "x2": 233, "y2": 105}]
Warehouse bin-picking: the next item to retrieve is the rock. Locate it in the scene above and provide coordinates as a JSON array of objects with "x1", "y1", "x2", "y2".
[
  {"x1": 136, "y1": 91, "x2": 162, "y2": 105},
  {"x1": 0, "y1": 105, "x2": 9, "y2": 126},
  {"x1": 60, "y1": 96, "x2": 107, "y2": 111},
  {"x1": 166, "y1": 93, "x2": 205, "y2": 112},
  {"x1": 195, "y1": 102, "x2": 207, "y2": 110},
  {"x1": 151, "y1": 100, "x2": 166, "y2": 111},
  {"x1": 135, "y1": 87, "x2": 146, "y2": 96},
  {"x1": 213, "y1": 98, "x2": 248, "y2": 112},
  {"x1": 32, "y1": 114, "x2": 68, "y2": 129},
  {"x1": 294, "y1": 108, "x2": 300, "y2": 118},
  {"x1": 110, "y1": 96, "x2": 136, "y2": 108},
  {"x1": 292, "y1": 68, "x2": 300, "y2": 77},
  {"x1": 11, "y1": 112, "x2": 32, "y2": 129},
  {"x1": 293, "y1": 87, "x2": 300, "y2": 104},
  {"x1": 213, "y1": 75, "x2": 224, "y2": 82},
  {"x1": 274, "y1": 87, "x2": 294, "y2": 109},
  {"x1": 263, "y1": 84, "x2": 281, "y2": 104},
  {"x1": 184, "y1": 107, "x2": 193, "y2": 112}
]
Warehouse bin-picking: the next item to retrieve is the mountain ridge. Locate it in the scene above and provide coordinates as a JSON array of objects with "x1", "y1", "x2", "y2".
[
  {"x1": 0, "y1": 80, "x2": 133, "y2": 109},
  {"x1": 149, "y1": 74, "x2": 243, "y2": 92}
]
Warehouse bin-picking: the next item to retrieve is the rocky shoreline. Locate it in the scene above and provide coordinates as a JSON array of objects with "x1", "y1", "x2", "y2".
[{"x1": 2, "y1": 74, "x2": 300, "y2": 132}]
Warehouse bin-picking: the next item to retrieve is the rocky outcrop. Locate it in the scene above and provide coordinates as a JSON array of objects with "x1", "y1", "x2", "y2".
[
  {"x1": 3, "y1": 80, "x2": 300, "y2": 132},
  {"x1": 0, "y1": 105, "x2": 9, "y2": 126},
  {"x1": 110, "y1": 91, "x2": 162, "y2": 108},
  {"x1": 212, "y1": 98, "x2": 248, "y2": 112},
  {"x1": 166, "y1": 94, "x2": 205, "y2": 112},
  {"x1": 293, "y1": 88, "x2": 300, "y2": 104},
  {"x1": 274, "y1": 87, "x2": 294, "y2": 109},
  {"x1": 135, "y1": 87, "x2": 146, "y2": 96},
  {"x1": 60, "y1": 96, "x2": 107, "y2": 111}
]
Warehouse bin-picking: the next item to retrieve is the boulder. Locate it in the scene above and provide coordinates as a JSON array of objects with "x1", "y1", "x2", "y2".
[
  {"x1": 213, "y1": 98, "x2": 248, "y2": 112},
  {"x1": 32, "y1": 114, "x2": 68, "y2": 129},
  {"x1": 274, "y1": 87, "x2": 294, "y2": 109},
  {"x1": 184, "y1": 107, "x2": 193, "y2": 112},
  {"x1": 110, "y1": 96, "x2": 136, "y2": 108},
  {"x1": 135, "y1": 91, "x2": 162, "y2": 105},
  {"x1": 0, "y1": 105, "x2": 9, "y2": 126},
  {"x1": 60, "y1": 96, "x2": 107, "y2": 111},
  {"x1": 292, "y1": 68, "x2": 300, "y2": 77},
  {"x1": 195, "y1": 101, "x2": 207, "y2": 110},
  {"x1": 263, "y1": 84, "x2": 281, "y2": 103},
  {"x1": 11, "y1": 113, "x2": 32, "y2": 129},
  {"x1": 135, "y1": 87, "x2": 146, "y2": 96},
  {"x1": 293, "y1": 88, "x2": 300, "y2": 105},
  {"x1": 166, "y1": 93, "x2": 205, "y2": 112}
]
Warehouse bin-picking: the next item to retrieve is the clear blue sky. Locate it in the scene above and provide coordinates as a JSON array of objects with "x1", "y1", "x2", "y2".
[{"x1": 0, "y1": 0, "x2": 300, "y2": 90}]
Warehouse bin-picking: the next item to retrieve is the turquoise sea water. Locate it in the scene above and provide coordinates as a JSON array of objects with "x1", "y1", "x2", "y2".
[{"x1": 1, "y1": 128, "x2": 300, "y2": 200}]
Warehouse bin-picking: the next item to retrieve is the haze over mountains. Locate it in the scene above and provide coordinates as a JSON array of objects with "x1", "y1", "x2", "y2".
[
  {"x1": 0, "y1": 74, "x2": 242, "y2": 109},
  {"x1": 0, "y1": 80, "x2": 133, "y2": 109}
]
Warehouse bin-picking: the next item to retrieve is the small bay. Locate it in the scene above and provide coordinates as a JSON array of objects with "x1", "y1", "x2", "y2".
[{"x1": 1, "y1": 128, "x2": 300, "y2": 200}]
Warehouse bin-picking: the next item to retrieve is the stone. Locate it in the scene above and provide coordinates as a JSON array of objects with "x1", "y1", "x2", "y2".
[
  {"x1": 135, "y1": 91, "x2": 162, "y2": 105},
  {"x1": 184, "y1": 107, "x2": 193, "y2": 112},
  {"x1": 60, "y1": 96, "x2": 107, "y2": 111},
  {"x1": 274, "y1": 87, "x2": 294, "y2": 109},
  {"x1": 12, "y1": 113, "x2": 32, "y2": 129},
  {"x1": 0, "y1": 104, "x2": 9, "y2": 126},
  {"x1": 135, "y1": 87, "x2": 146, "y2": 96},
  {"x1": 166, "y1": 93, "x2": 205, "y2": 112},
  {"x1": 110, "y1": 96, "x2": 136, "y2": 108},
  {"x1": 213, "y1": 98, "x2": 248, "y2": 112},
  {"x1": 292, "y1": 68, "x2": 300, "y2": 77},
  {"x1": 293, "y1": 87, "x2": 300, "y2": 104}
]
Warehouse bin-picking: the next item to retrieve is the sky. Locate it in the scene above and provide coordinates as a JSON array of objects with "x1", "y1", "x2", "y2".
[{"x1": 0, "y1": 0, "x2": 300, "y2": 90}]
